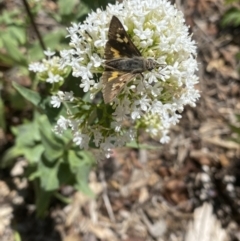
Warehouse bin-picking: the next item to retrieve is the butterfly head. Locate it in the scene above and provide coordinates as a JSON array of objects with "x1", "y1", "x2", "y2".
[{"x1": 145, "y1": 58, "x2": 164, "y2": 71}]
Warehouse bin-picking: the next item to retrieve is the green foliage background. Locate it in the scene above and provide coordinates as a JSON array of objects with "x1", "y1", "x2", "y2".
[{"x1": 0, "y1": 0, "x2": 114, "y2": 217}]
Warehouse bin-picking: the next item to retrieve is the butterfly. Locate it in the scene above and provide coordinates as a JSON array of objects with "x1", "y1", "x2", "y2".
[{"x1": 101, "y1": 15, "x2": 161, "y2": 104}]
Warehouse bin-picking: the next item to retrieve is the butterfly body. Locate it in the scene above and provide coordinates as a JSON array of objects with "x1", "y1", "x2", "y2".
[
  {"x1": 102, "y1": 16, "x2": 160, "y2": 104},
  {"x1": 105, "y1": 56, "x2": 158, "y2": 73}
]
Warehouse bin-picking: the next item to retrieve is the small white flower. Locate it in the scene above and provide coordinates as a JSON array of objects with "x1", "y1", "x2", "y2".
[
  {"x1": 94, "y1": 30, "x2": 108, "y2": 48},
  {"x1": 54, "y1": 124, "x2": 64, "y2": 135},
  {"x1": 91, "y1": 53, "x2": 102, "y2": 68},
  {"x1": 57, "y1": 116, "x2": 69, "y2": 130},
  {"x1": 46, "y1": 72, "x2": 63, "y2": 83},
  {"x1": 44, "y1": 49, "x2": 56, "y2": 57},
  {"x1": 51, "y1": 95, "x2": 62, "y2": 108},
  {"x1": 137, "y1": 95, "x2": 151, "y2": 112},
  {"x1": 100, "y1": 137, "x2": 116, "y2": 158},
  {"x1": 29, "y1": 63, "x2": 47, "y2": 72},
  {"x1": 111, "y1": 121, "x2": 122, "y2": 132},
  {"x1": 63, "y1": 91, "x2": 74, "y2": 101},
  {"x1": 93, "y1": 130, "x2": 103, "y2": 147},
  {"x1": 73, "y1": 132, "x2": 90, "y2": 149},
  {"x1": 80, "y1": 78, "x2": 95, "y2": 92},
  {"x1": 66, "y1": 23, "x2": 79, "y2": 36},
  {"x1": 51, "y1": 91, "x2": 73, "y2": 108},
  {"x1": 75, "y1": 63, "x2": 95, "y2": 92},
  {"x1": 114, "y1": 104, "x2": 129, "y2": 121},
  {"x1": 53, "y1": 116, "x2": 70, "y2": 134},
  {"x1": 160, "y1": 130, "x2": 170, "y2": 144},
  {"x1": 73, "y1": 133, "x2": 83, "y2": 146},
  {"x1": 69, "y1": 119, "x2": 82, "y2": 132}
]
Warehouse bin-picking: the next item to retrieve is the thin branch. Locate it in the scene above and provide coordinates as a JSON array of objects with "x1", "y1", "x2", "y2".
[
  {"x1": 22, "y1": 0, "x2": 46, "y2": 51},
  {"x1": 99, "y1": 170, "x2": 116, "y2": 222}
]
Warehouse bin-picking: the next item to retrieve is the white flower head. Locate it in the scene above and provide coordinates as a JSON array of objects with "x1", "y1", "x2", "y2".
[{"x1": 31, "y1": 0, "x2": 199, "y2": 160}]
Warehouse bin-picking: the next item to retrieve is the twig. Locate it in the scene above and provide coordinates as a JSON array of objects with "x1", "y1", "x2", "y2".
[
  {"x1": 22, "y1": 0, "x2": 46, "y2": 51},
  {"x1": 99, "y1": 171, "x2": 116, "y2": 222}
]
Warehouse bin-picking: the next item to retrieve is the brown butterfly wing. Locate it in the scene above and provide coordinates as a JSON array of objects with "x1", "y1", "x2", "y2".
[
  {"x1": 102, "y1": 71, "x2": 136, "y2": 104},
  {"x1": 104, "y1": 15, "x2": 142, "y2": 60}
]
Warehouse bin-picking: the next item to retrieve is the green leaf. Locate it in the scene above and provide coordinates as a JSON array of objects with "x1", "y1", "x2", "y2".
[
  {"x1": 68, "y1": 150, "x2": 83, "y2": 170},
  {"x1": 230, "y1": 124, "x2": 240, "y2": 135},
  {"x1": 221, "y1": 8, "x2": 240, "y2": 27},
  {"x1": 14, "y1": 121, "x2": 40, "y2": 147},
  {"x1": 1, "y1": 120, "x2": 44, "y2": 167},
  {"x1": 23, "y1": 145, "x2": 45, "y2": 164},
  {"x1": 75, "y1": 161, "x2": 95, "y2": 197},
  {"x1": 81, "y1": 0, "x2": 115, "y2": 11},
  {"x1": 58, "y1": 162, "x2": 74, "y2": 185},
  {"x1": 28, "y1": 45, "x2": 44, "y2": 62},
  {"x1": 11, "y1": 87, "x2": 66, "y2": 123},
  {"x1": 1, "y1": 31, "x2": 18, "y2": 46},
  {"x1": 28, "y1": 170, "x2": 40, "y2": 181},
  {"x1": 13, "y1": 231, "x2": 21, "y2": 241},
  {"x1": 68, "y1": 150, "x2": 95, "y2": 197},
  {"x1": 0, "y1": 52, "x2": 15, "y2": 66},
  {"x1": 1, "y1": 33, "x2": 27, "y2": 65},
  {"x1": 12, "y1": 84, "x2": 63, "y2": 120},
  {"x1": 75, "y1": 2, "x2": 90, "y2": 20},
  {"x1": 1, "y1": 115, "x2": 43, "y2": 167},
  {"x1": 224, "y1": 0, "x2": 240, "y2": 4},
  {"x1": 8, "y1": 26, "x2": 26, "y2": 45},
  {"x1": 0, "y1": 9, "x2": 22, "y2": 25},
  {"x1": 54, "y1": 192, "x2": 71, "y2": 204},
  {"x1": 12, "y1": 82, "x2": 42, "y2": 108},
  {"x1": 51, "y1": 0, "x2": 89, "y2": 24},
  {"x1": 59, "y1": 0, "x2": 78, "y2": 16},
  {"x1": 38, "y1": 156, "x2": 60, "y2": 191},
  {"x1": 34, "y1": 180, "x2": 54, "y2": 217},
  {"x1": 38, "y1": 115, "x2": 64, "y2": 162},
  {"x1": 43, "y1": 30, "x2": 68, "y2": 49},
  {"x1": 1, "y1": 146, "x2": 25, "y2": 168},
  {"x1": 235, "y1": 114, "x2": 240, "y2": 122}
]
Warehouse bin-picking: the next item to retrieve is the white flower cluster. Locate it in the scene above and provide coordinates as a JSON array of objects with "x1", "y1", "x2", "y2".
[
  {"x1": 30, "y1": 0, "x2": 199, "y2": 159},
  {"x1": 29, "y1": 49, "x2": 68, "y2": 84}
]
